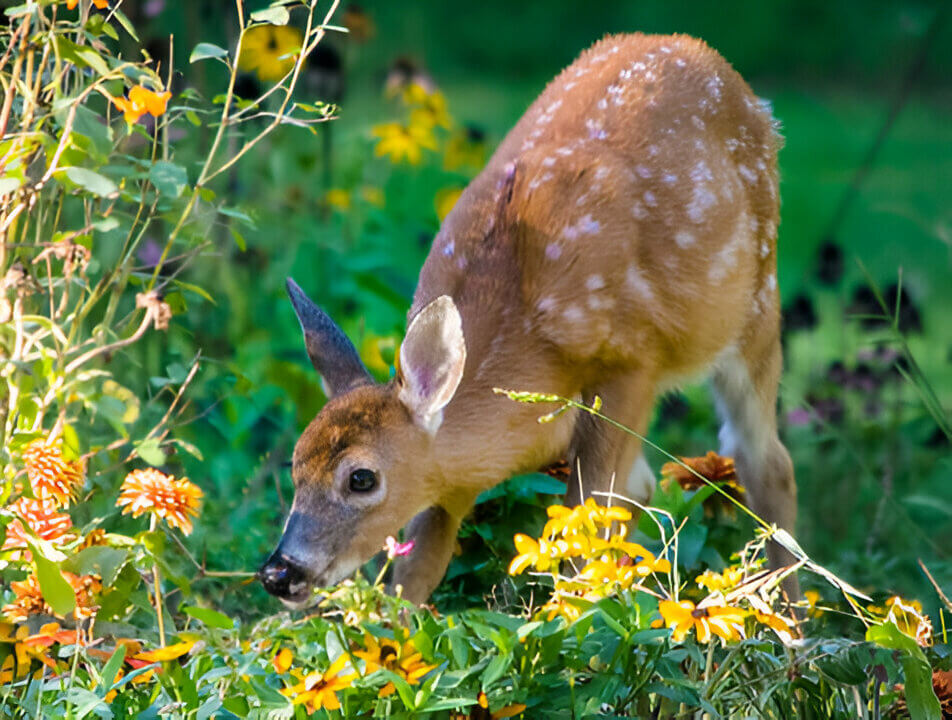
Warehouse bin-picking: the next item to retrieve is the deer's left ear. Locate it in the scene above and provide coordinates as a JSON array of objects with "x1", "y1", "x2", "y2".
[{"x1": 397, "y1": 295, "x2": 466, "y2": 434}]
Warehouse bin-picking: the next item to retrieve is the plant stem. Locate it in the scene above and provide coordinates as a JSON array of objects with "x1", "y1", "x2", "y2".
[{"x1": 150, "y1": 515, "x2": 167, "y2": 647}]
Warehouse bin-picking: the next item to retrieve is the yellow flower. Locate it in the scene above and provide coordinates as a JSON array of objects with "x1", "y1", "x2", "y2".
[
  {"x1": 21, "y1": 440, "x2": 85, "y2": 508},
  {"x1": 696, "y1": 566, "x2": 745, "y2": 593},
  {"x1": 658, "y1": 599, "x2": 747, "y2": 643},
  {"x1": 543, "y1": 498, "x2": 630, "y2": 539},
  {"x1": 282, "y1": 655, "x2": 356, "y2": 712},
  {"x1": 2, "y1": 497, "x2": 74, "y2": 559},
  {"x1": 752, "y1": 609, "x2": 797, "y2": 644},
  {"x1": 360, "y1": 333, "x2": 398, "y2": 378},
  {"x1": 112, "y1": 85, "x2": 172, "y2": 125},
  {"x1": 435, "y1": 187, "x2": 463, "y2": 222},
  {"x1": 402, "y1": 83, "x2": 452, "y2": 130},
  {"x1": 507, "y1": 533, "x2": 566, "y2": 575},
  {"x1": 0, "y1": 623, "x2": 58, "y2": 682},
  {"x1": 804, "y1": 589, "x2": 824, "y2": 618},
  {"x1": 443, "y1": 126, "x2": 487, "y2": 172},
  {"x1": 66, "y1": 0, "x2": 108, "y2": 9},
  {"x1": 134, "y1": 639, "x2": 197, "y2": 663},
  {"x1": 238, "y1": 24, "x2": 303, "y2": 83},
  {"x1": 468, "y1": 691, "x2": 527, "y2": 719},
  {"x1": 372, "y1": 121, "x2": 436, "y2": 165},
  {"x1": 885, "y1": 596, "x2": 932, "y2": 647},
  {"x1": 351, "y1": 634, "x2": 435, "y2": 697},
  {"x1": 324, "y1": 188, "x2": 351, "y2": 211},
  {"x1": 272, "y1": 647, "x2": 293, "y2": 674},
  {"x1": 117, "y1": 468, "x2": 203, "y2": 535}
]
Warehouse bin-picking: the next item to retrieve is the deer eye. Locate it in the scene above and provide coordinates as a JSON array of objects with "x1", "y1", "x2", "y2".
[{"x1": 348, "y1": 468, "x2": 377, "y2": 493}]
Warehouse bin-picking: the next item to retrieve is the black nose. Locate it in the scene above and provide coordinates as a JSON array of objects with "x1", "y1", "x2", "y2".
[{"x1": 259, "y1": 553, "x2": 307, "y2": 598}]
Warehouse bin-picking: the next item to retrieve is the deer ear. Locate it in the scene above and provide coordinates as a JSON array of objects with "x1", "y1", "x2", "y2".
[
  {"x1": 286, "y1": 278, "x2": 372, "y2": 397},
  {"x1": 398, "y1": 296, "x2": 466, "y2": 434}
]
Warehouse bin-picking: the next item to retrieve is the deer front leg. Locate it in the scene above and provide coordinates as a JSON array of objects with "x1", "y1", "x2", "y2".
[
  {"x1": 566, "y1": 371, "x2": 657, "y2": 507},
  {"x1": 390, "y1": 505, "x2": 464, "y2": 604}
]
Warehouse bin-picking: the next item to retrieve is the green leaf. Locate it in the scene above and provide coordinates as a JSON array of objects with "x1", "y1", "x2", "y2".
[
  {"x1": 63, "y1": 546, "x2": 129, "y2": 586},
  {"x1": 55, "y1": 37, "x2": 110, "y2": 76},
  {"x1": 867, "y1": 622, "x2": 941, "y2": 720},
  {"x1": 135, "y1": 437, "x2": 166, "y2": 465},
  {"x1": 0, "y1": 176, "x2": 22, "y2": 195},
  {"x1": 64, "y1": 167, "x2": 118, "y2": 197},
  {"x1": 149, "y1": 161, "x2": 188, "y2": 197},
  {"x1": 112, "y1": 8, "x2": 140, "y2": 41},
  {"x1": 250, "y1": 7, "x2": 289, "y2": 25},
  {"x1": 183, "y1": 606, "x2": 234, "y2": 630},
  {"x1": 190, "y1": 42, "x2": 229, "y2": 63},
  {"x1": 30, "y1": 543, "x2": 76, "y2": 617},
  {"x1": 101, "y1": 644, "x2": 127, "y2": 689}
]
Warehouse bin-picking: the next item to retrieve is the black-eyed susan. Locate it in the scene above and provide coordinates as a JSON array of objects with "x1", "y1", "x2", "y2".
[
  {"x1": 117, "y1": 468, "x2": 203, "y2": 535},
  {"x1": 657, "y1": 599, "x2": 747, "y2": 643},
  {"x1": 21, "y1": 440, "x2": 85, "y2": 508},
  {"x1": 372, "y1": 121, "x2": 437, "y2": 165},
  {"x1": 351, "y1": 634, "x2": 435, "y2": 697},
  {"x1": 282, "y1": 655, "x2": 357, "y2": 712},
  {"x1": 508, "y1": 534, "x2": 562, "y2": 575},
  {"x1": 403, "y1": 83, "x2": 452, "y2": 130},
  {"x1": 695, "y1": 565, "x2": 745, "y2": 593},
  {"x1": 238, "y1": 24, "x2": 303, "y2": 83}
]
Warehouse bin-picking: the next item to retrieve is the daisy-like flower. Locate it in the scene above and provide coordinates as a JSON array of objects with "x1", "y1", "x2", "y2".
[
  {"x1": 112, "y1": 85, "x2": 172, "y2": 125},
  {"x1": 2, "y1": 497, "x2": 74, "y2": 559},
  {"x1": 272, "y1": 647, "x2": 293, "y2": 674},
  {"x1": 21, "y1": 440, "x2": 85, "y2": 508},
  {"x1": 696, "y1": 565, "x2": 745, "y2": 593},
  {"x1": 657, "y1": 599, "x2": 747, "y2": 644},
  {"x1": 402, "y1": 83, "x2": 452, "y2": 130},
  {"x1": 282, "y1": 655, "x2": 357, "y2": 712},
  {"x1": 508, "y1": 534, "x2": 566, "y2": 575},
  {"x1": 372, "y1": 121, "x2": 437, "y2": 165},
  {"x1": 238, "y1": 24, "x2": 303, "y2": 83},
  {"x1": 443, "y1": 125, "x2": 487, "y2": 172},
  {"x1": 117, "y1": 468, "x2": 203, "y2": 535},
  {"x1": 542, "y1": 498, "x2": 631, "y2": 539},
  {"x1": 351, "y1": 634, "x2": 435, "y2": 697}
]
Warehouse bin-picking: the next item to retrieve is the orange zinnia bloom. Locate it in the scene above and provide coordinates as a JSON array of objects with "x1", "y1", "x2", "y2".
[
  {"x1": 117, "y1": 468, "x2": 203, "y2": 535},
  {"x1": 1, "y1": 572, "x2": 100, "y2": 623},
  {"x1": 21, "y1": 440, "x2": 85, "y2": 508},
  {"x1": 2, "y1": 497, "x2": 74, "y2": 559}
]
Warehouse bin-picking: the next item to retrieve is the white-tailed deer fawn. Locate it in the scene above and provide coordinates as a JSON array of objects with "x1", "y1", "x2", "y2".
[{"x1": 260, "y1": 33, "x2": 796, "y2": 606}]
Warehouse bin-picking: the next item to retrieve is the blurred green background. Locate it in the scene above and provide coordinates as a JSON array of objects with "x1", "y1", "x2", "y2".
[{"x1": 113, "y1": 0, "x2": 951, "y2": 615}]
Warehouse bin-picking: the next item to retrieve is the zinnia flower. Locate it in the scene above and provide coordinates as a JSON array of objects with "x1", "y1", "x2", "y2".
[
  {"x1": 2, "y1": 497, "x2": 74, "y2": 559},
  {"x1": 21, "y1": 440, "x2": 85, "y2": 508},
  {"x1": 238, "y1": 24, "x2": 303, "y2": 83},
  {"x1": 2, "y1": 572, "x2": 101, "y2": 623},
  {"x1": 117, "y1": 468, "x2": 203, "y2": 535},
  {"x1": 282, "y1": 655, "x2": 356, "y2": 712}
]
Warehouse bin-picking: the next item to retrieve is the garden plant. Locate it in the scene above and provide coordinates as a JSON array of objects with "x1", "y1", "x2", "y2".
[{"x1": 1, "y1": 1, "x2": 951, "y2": 719}]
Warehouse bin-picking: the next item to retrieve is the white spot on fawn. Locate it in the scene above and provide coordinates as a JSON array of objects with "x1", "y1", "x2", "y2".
[
  {"x1": 626, "y1": 263, "x2": 655, "y2": 301},
  {"x1": 632, "y1": 202, "x2": 648, "y2": 220},
  {"x1": 546, "y1": 99, "x2": 563, "y2": 114},
  {"x1": 546, "y1": 243, "x2": 562, "y2": 261},
  {"x1": 585, "y1": 118, "x2": 607, "y2": 140},
  {"x1": 556, "y1": 146, "x2": 574, "y2": 157},
  {"x1": 586, "y1": 274, "x2": 605, "y2": 291},
  {"x1": 738, "y1": 164, "x2": 757, "y2": 184},
  {"x1": 662, "y1": 172, "x2": 678, "y2": 185},
  {"x1": 563, "y1": 214, "x2": 600, "y2": 240},
  {"x1": 660, "y1": 45, "x2": 672, "y2": 54},
  {"x1": 538, "y1": 296, "x2": 556, "y2": 313},
  {"x1": 563, "y1": 304, "x2": 584, "y2": 323},
  {"x1": 595, "y1": 166, "x2": 610, "y2": 181},
  {"x1": 674, "y1": 57, "x2": 687, "y2": 68},
  {"x1": 543, "y1": 156, "x2": 556, "y2": 167},
  {"x1": 687, "y1": 161, "x2": 716, "y2": 223},
  {"x1": 647, "y1": 144, "x2": 660, "y2": 157},
  {"x1": 675, "y1": 230, "x2": 695, "y2": 248},
  {"x1": 767, "y1": 273, "x2": 777, "y2": 291},
  {"x1": 691, "y1": 115, "x2": 706, "y2": 130},
  {"x1": 636, "y1": 164, "x2": 653, "y2": 179},
  {"x1": 643, "y1": 190, "x2": 658, "y2": 207},
  {"x1": 760, "y1": 241, "x2": 770, "y2": 259},
  {"x1": 706, "y1": 74, "x2": 723, "y2": 102},
  {"x1": 443, "y1": 241, "x2": 455, "y2": 257},
  {"x1": 597, "y1": 98, "x2": 608, "y2": 110},
  {"x1": 565, "y1": 81, "x2": 577, "y2": 91}
]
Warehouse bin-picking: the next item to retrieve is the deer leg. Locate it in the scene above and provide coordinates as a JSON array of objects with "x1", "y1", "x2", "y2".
[
  {"x1": 711, "y1": 325, "x2": 799, "y2": 599},
  {"x1": 566, "y1": 372, "x2": 657, "y2": 508},
  {"x1": 390, "y1": 505, "x2": 465, "y2": 605}
]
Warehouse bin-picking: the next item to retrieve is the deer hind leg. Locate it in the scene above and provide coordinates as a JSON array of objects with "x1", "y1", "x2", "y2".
[
  {"x1": 566, "y1": 371, "x2": 657, "y2": 508},
  {"x1": 711, "y1": 323, "x2": 799, "y2": 598}
]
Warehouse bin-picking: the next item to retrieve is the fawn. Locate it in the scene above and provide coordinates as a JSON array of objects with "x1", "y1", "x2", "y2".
[{"x1": 260, "y1": 33, "x2": 796, "y2": 606}]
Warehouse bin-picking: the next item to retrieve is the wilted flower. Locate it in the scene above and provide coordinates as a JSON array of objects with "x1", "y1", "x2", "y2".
[
  {"x1": 238, "y1": 24, "x2": 304, "y2": 83},
  {"x1": 282, "y1": 655, "x2": 356, "y2": 712},
  {"x1": 2, "y1": 572, "x2": 101, "y2": 623},
  {"x1": 2, "y1": 497, "x2": 74, "y2": 559},
  {"x1": 113, "y1": 85, "x2": 172, "y2": 124},
  {"x1": 658, "y1": 599, "x2": 747, "y2": 643},
  {"x1": 117, "y1": 468, "x2": 203, "y2": 535},
  {"x1": 21, "y1": 440, "x2": 85, "y2": 508},
  {"x1": 372, "y1": 121, "x2": 437, "y2": 165},
  {"x1": 383, "y1": 536, "x2": 415, "y2": 559},
  {"x1": 884, "y1": 596, "x2": 932, "y2": 647}
]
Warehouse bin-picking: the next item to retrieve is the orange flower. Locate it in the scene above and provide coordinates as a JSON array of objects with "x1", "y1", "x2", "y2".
[
  {"x1": 657, "y1": 599, "x2": 747, "y2": 643},
  {"x1": 272, "y1": 647, "x2": 293, "y2": 674},
  {"x1": 660, "y1": 451, "x2": 740, "y2": 491},
  {"x1": 21, "y1": 440, "x2": 85, "y2": 508},
  {"x1": 0, "y1": 622, "x2": 59, "y2": 682},
  {"x1": 112, "y1": 85, "x2": 172, "y2": 124},
  {"x1": 66, "y1": 0, "x2": 109, "y2": 9},
  {"x1": 134, "y1": 639, "x2": 196, "y2": 663},
  {"x1": 2, "y1": 572, "x2": 100, "y2": 623},
  {"x1": 117, "y1": 468, "x2": 203, "y2": 535},
  {"x1": 2, "y1": 497, "x2": 74, "y2": 559}
]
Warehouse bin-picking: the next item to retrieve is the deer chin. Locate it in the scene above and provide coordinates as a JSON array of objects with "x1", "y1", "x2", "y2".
[{"x1": 281, "y1": 552, "x2": 366, "y2": 610}]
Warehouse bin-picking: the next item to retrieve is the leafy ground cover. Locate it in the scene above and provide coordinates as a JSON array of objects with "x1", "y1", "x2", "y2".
[{"x1": 1, "y1": 1, "x2": 951, "y2": 718}]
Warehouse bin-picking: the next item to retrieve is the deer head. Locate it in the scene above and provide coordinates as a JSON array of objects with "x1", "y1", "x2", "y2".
[{"x1": 259, "y1": 279, "x2": 466, "y2": 607}]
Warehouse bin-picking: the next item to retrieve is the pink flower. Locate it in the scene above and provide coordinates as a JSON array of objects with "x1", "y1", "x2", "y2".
[{"x1": 384, "y1": 536, "x2": 415, "y2": 559}]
